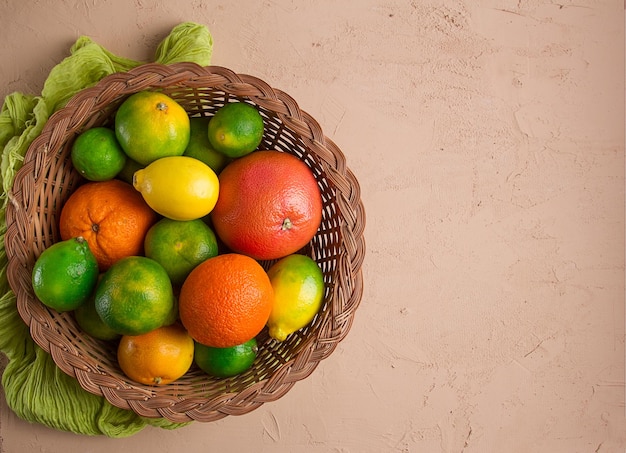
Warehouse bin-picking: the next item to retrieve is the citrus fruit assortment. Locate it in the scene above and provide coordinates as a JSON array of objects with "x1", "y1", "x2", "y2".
[{"x1": 30, "y1": 92, "x2": 327, "y2": 385}]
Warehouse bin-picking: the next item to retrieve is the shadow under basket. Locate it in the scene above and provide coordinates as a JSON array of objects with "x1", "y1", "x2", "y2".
[{"x1": 4, "y1": 63, "x2": 366, "y2": 423}]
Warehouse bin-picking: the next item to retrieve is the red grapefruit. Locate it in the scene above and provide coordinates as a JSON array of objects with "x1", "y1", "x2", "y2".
[{"x1": 210, "y1": 150, "x2": 323, "y2": 260}]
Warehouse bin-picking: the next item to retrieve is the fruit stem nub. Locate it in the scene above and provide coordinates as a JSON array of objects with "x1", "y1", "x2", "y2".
[
  {"x1": 281, "y1": 218, "x2": 292, "y2": 231},
  {"x1": 156, "y1": 102, "x2": 168, "y2": 112}
]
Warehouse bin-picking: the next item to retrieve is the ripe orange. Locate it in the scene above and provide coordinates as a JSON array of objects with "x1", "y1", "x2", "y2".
[
  {"x1": 211, "y1": 150, "x2": 323, "y2": 261},
  {"x1": 59, "y1": 179, "x2": 158, "y2": 271},
  {"x1": 178, "y1": 253, "x2": 274, "y2": 348},
  {"x1": 117, "y1": 323, "x2": 194, "y2": 386}
]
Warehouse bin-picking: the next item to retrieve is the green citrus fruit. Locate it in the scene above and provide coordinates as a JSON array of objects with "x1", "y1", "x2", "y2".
[
  {"x1": 184, "y1": 117, "x2": 232, "y2": 174},
  {"x1": 115, "y1": 91, "x2": 190, "y2": 166},
  {"x1": 94, "y1": 256, "x2": 175, "y2": 336},
  {"x1": 144, "y1": 218, "x2": 219, "y2": 286},
  {"x1": 116, "y1": 156, "x2": 144, "y2": 185},
  {"x1": 194, "y1": 337, "x2": 258, "y2": 378},
  {"x1": 71, "y1": 127, "x2": 127, "y2": 181},
  {"x1": 32, "y1": 237, "x2": 99, "y2": 312},
  {"x1": 207, "y1": 102, "x2": 264, "y2": 158},
  {"x1": 266, "y1": 254, "x2": 325, "y2": 341},
  {"x1": 74, "y1": 281, "x2": 121, "y2": 341}
]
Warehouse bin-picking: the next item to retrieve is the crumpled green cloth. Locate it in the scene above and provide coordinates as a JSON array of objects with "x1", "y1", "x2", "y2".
[{"x1": 0, "y1": 22, "x2": 212, "y2": 437}]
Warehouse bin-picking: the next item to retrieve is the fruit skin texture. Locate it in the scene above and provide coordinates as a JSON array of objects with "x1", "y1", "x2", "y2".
[
  {"x1": 194, "y1": 338, "x2": 258, "y2": 378},
  {"x1": 179, "y1": 253, "x2": 274, "y2": 348},
  {"x1": 59, "y1": 179, "x2": 158, "y2": 271},
  {"x1": 207, "y1": 102, "x2": 264, "y2": 158},
  {"x1": 133, "y1": 156, "x2": 219, "y2": 221},
  {"x1": 31, "y1": 237, "x2": 99, "y2": 312},
  {"x1": 74, "y1": 281, "x2": 121, "y2": 341},
  {"x1": 184, "y1": 117, "x2": 232, "y2": 174},
  {"x1": 94, "y1": 256, "x2": 175, "y2": 336},
  {"x1": 266, "y1": 254, "x2": 325, "y2": 341},
  {"x1": 211, "y1": 150, "x2": 323, "y2": 261},
  {"x1": 115, "y1": 91, "x2": 190, "y2": 166},
  {"x1": 144, "y1": 218, "x2": 219, "y2": 285},
  {"x1": 117, "y1": 323, "x2": 194, "y2": 386},
  {"x1": 71, "y1": 127, "x2": 127, "y2": 181}
]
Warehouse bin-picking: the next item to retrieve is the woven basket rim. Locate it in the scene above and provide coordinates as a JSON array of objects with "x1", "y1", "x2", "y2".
[{"x1": 4, "y1": 62, "x2": 366, "y2": 423}]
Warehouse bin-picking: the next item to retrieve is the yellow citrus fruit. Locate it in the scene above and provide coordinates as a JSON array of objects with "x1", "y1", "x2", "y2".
[
  {"x1": 94, "y1": 256, "x2": 175, "y2": 336},
  {"x1": 74, "y1": 282, "x2": 121, "y2": 341},
  {"x1": 266, "y1": 254, "x2": 325, "y2": 341},
  {"x1": 144, "y1": 218, "x2": 219, "y2": 286},
  {"x1": 114, "y1": 91, "x2": 190, "y2": 166},
  {"x1": 71, "y1": 127, "x2": 127, "y2": 181},
  {"x1": 133, "y1": 156, "x2": 219, "y2": 221},
  {"x1": 184, "y1": 117, "x2": 232, "y2": 174},
  {"x1": 32, "y1": 237, "x2": 99, "y2": 312},
  {"x1": 194, "y1": 338, "x2": 258, "y2": 378},
  {"x1": 117, "y1": 323, "x2": 194, "y2": 386},
  {"x1": 207, "y1": 102, "x2": 264, "y2": 158}
]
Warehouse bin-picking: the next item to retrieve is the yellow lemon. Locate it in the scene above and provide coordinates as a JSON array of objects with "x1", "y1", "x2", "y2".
[
  {"x1": 133, "y1": 156, "x2": 219, "y2": 221},
  {"x1": 266, "y1": 254, "x2": 325, "y2": 341}
]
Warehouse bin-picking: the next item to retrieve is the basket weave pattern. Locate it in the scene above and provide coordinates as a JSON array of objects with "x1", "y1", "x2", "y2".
[{"x1": 4, "y1": 63, "x2": 366, "y2": 422}]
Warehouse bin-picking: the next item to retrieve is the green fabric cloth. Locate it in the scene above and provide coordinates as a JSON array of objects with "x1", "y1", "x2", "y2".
[{"x1": 0, "y1": 22, "x2": 213, "y2": 437}]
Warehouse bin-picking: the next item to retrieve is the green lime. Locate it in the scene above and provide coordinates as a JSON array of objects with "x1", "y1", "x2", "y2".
[
  {"x1": 94, "y1": 256, "x2": 175, "y2": 336},
  {"x1": 194, "y1": 338, "x2": 258, "y2": 378},
  {"x1": 184, "y1": 117, "x2": 232, "y2": 174},
  {"x1": 74, "y1": 282, "x2": 121, "y2": 341},
  {"x1": 207, "y1": 102, "x2": 264, "y2": 158},
  {"x1": 144, "y1": 218, "x2": 219, "y2": 285},
  {"x1": 116, "y1": 156, "x2": 144, "y2": 185},
  {"x1": 32, "y1": 237, "x2": 99, "y2": 312},
  {"x1": 115, "y1": 91, "x2": 190, "y2": 166},
  {"x1": 71, "y1": 127, "x2": 127, "y2": 181}
]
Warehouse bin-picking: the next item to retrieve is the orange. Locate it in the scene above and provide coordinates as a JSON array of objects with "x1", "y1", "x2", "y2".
[
  {"x1": 94, "y1": 256, "x2": 175, "y2": 336},
  {"x1": 207, "y1": 102, "x2": 264, "y2": 158},
  {"x1": 211, "y1": 150, "x2": 323, "y2": 261},
  {"x1": 179, "y1": 253, "x2": 274, "y2": 348},
  {"x1": 59, "y1": 179, "x2": 158, "y2": 271},
  {"x1": 114, "y1": 91, "x2": 190, "y2": 166},
  {"x1": 117, "y1": 323, "x2": 194, "y2": 386},
  {"x1": 144, "y1": 218, "x2": 219, "y2": 286}
]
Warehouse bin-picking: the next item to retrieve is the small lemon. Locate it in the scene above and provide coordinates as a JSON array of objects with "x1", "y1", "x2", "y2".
[
  {"x1": 133, "y1": 156, "x2": 219, "y2": 221},
  {"x1": 266, "y1": 254, "x2": 325, "y2": 341}
]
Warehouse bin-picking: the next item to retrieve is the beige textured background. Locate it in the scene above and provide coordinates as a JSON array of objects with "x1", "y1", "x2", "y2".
[{"x1": 0, "y1": 1, "x2": 624, "y2": 452}]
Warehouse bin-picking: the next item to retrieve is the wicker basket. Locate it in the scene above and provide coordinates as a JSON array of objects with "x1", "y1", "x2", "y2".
[{"x1": 4, "y1": 63, "x2": 366, "y2": 423}]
